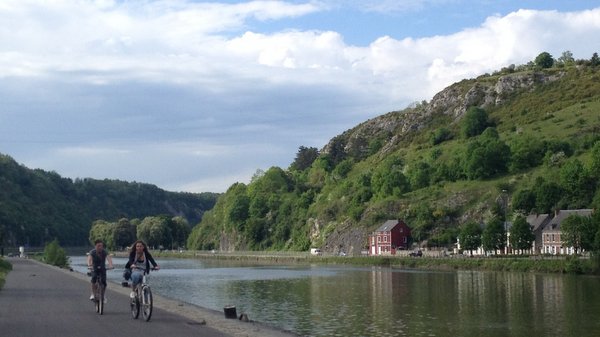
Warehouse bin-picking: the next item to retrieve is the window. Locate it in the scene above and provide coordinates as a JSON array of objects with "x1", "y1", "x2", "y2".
[{"x1": 384, "y1": 236, "x2": 387, "y2": 243}]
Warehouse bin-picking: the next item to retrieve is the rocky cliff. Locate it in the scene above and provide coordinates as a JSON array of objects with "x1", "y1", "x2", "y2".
[{"x1": 322, "y1": 71, "x2": 565, "y2": 157}]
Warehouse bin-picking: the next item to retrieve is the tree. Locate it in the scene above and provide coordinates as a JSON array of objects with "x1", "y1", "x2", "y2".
[
  {"x1": 112, "y1": 218, "x2": 136, "y2": 250},
  {"x1": 509, "y1": 216, "x2": 535, "y2": 253},
  {"x1": 481, "y1": 218, "x2": 506, "y2": 254},
  {"x1": 588, "y1": 141, "x2": 600, "y2": 183},
  {"x1": 512, "y1": 189, "x2": 536, "y2": 214},
  {"x1": 561, "y1": 214, "x2": 595, "y2": 254},
  {"x1": 170, "y1": 216, "x2": 191, "y2": 249},
  {"x1": 509, "y1": 135, "x2": 546, "y2": 172},
  {"x1": 534, "y1": 52, "x2": 554, "y2": 69},
  {"x1": 459, "y1": 221, "x2": 482, "y2": 254},
  {"x1": 290, "y1": 146, "x2": 319, "y2": 171},
  {"x1": 88, "y1": 220, "x2": 114, "y2": 249},
  {"x1": 431, "y1": 127, "x2": 452, "y2": 145},
  {"x1": 557, "y1": 50, "x2": 574, "y2": 66},
  {"x1": 224, "y1": 183, "x2": 250, "y2": 230},
  {"x1": 560, "y1": 159, "x2": 593, "y2": 207},
  {"x1": 326, "y1": 135, "x2": 347, "y2": 167},
  {"x1": 406, "y1": 161, "x2": 432, "y2": 190},
  {"x1": 332, "y1": 159, "x2": 354, "y2": 180},
  {"x1": 463, "y1": 129, "x2": 511, "y2": 179},
  {"x1": 461, "y1": 107, "x2": 490, "y2": 139},
  {"x1": 137, "y1": 216, "x2": 171, "y2": 248},
  {"x1": 371, "y1": 158, "x2": 409, "y2": 199},
  {"x1": 533, "y1": 177, "x2": 563, "y2": 213},
  {"x1": 591, "y1": 52, "x2": 600, "y2": 67}
]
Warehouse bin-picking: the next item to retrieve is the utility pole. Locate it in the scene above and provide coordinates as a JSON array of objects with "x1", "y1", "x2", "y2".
[{"x1": 502, "y1": 189, "x2": 508, "y2": 254}]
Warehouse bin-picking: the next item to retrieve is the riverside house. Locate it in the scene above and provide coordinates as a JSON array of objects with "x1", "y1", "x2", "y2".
[
  {"x1": 537, "y1": 209, "x2": 593, "y2": 255},
  {"x1": 369, "y1": 220, "x2": 411, "y2": 255},
  {"x1": 457, "y1": 209, "x2": 593, "y2": 256}
]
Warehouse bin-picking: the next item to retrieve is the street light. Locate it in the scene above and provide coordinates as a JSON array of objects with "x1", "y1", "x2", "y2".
[{"x1": 502, "y1": 189, "x2": 508, "y2": 254}]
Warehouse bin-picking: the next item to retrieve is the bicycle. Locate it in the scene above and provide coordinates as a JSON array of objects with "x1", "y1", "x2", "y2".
[
  {"x1": 87, "y1": 266, "x2": 113, "y2": 315},
  {"x1": 127, "y1": 266, "x2": 157, "y2": 321}
]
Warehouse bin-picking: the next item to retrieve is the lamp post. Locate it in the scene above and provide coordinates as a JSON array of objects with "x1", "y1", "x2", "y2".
[{"x1": 502, "y1": 189, "x2": 508, "y2": 254}]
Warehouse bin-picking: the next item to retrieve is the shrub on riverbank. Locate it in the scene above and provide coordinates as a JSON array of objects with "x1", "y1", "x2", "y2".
[
  {"x1": 0, "y1": 258, "x2": 12, "y2": 290},
  {"x1": 43, "y1": 239, "x2": 69, "y2": 268}
]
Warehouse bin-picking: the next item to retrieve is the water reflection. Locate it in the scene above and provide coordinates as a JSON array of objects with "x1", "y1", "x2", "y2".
[{"x1": 69, "y1": 256, "x2": 600, "y2": 337}]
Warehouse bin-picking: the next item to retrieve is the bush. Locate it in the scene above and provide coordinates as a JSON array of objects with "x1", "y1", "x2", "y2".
[
  {"x1": 0, "y1": 258, "x2": 12, "y2": 289},
  {"x1": 564, "y1": 256, "x2": 583, "y2": 274},
  {"x1": 43, "y1": 239, "x2": 69, "y2": 268}
]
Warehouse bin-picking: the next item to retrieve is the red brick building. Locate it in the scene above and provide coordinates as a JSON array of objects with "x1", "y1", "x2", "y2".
[{"x1": 369, "y1": 220, "x2": 411, "y2": 255}]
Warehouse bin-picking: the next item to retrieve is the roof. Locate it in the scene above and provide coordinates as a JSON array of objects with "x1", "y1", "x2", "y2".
[
  {"x1": 544, "y1": 209, "x2": 593, "y2": 231},
  {"x1": 526, "y1": 213, "x2": 551, "y2": 231},
  {"x1": 375, "y1": 219, "x2": 404, "y2": 232}
]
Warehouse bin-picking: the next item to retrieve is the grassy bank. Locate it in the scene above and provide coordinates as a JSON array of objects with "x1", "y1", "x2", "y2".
[
  {"x1": 152, "y1": 250, "x2": 600, "y2": 275},
  {"x1": 0, "y1": 258, "x2": 12, "y2": 290}
]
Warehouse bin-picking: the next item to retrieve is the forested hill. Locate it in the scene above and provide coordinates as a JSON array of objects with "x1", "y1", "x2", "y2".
[
  {"x1": 187, "y1": 52, "x2": 600, "y2": 254},
  {"x1": 0, "y1": 154, "x2": 218, "y2": 247}
]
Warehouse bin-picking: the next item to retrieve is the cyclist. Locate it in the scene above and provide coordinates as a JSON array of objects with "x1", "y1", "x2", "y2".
[
  {"x1": 125, "y1": 240, "x2": 159, "y2": 298},
  {"x1": 87, "y1": 239, "x2": 114, "y2": 301}
]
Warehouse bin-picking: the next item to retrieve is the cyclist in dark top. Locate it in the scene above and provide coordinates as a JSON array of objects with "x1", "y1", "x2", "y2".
[
  {"x1": 87, "y1": 239, "x2": 114, "y2": 301},
  {"x1": 125, "y1": 240, "x2": 159, "y2": 298}
]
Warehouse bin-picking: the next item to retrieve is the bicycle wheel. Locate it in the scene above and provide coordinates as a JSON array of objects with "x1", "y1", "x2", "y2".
[
  {"x1": 141, "y1": 286, "x2": 153, "y2": 321},
  {"x1": 94, "y1": 283, "x2": 101, "y2": 313},
  {"x1": 98, "y1": 285, "x2": 105, "y2": 315},
  {"x1": 130, "y1": 292, "x2": 140, "y2": 319}
]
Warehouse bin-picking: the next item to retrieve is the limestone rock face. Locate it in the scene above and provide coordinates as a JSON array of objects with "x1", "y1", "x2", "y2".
[{"x1": 322, "y1": 71, "x2": 564, "y2": 157}]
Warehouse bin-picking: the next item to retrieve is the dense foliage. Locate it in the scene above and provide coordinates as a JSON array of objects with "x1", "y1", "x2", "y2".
[
  {"x1": 43, "y1": 239, "x2": 69, "y2": 268},
  {"x1": 187, "y1": 51, "x2": 600, "y2": 253},
  {"x1": 0, "y1": 157, "x2": 218, "y2": 247},
  {"x1": 88, "y1": 215, "x2": 190, "y2": 250}
]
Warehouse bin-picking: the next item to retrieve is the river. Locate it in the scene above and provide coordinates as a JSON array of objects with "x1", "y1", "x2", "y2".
[{"x1": 69, "y1": 256, "x2": 600, "y2": 337}]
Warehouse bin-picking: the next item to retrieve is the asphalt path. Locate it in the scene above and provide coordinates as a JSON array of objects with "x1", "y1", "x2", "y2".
[{"x1": 0, "y1": 257, "x2": 232, "y2": 337}]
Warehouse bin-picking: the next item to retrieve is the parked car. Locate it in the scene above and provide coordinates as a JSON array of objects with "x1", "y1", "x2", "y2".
[{"x1": 409, "y1": 250, "x2": 423, "y2": 257}]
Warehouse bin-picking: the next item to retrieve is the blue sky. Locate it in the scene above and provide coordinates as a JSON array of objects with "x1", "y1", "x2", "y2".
[{"x1": 1, "y1": 0, "x2": 600, "y2": 193}]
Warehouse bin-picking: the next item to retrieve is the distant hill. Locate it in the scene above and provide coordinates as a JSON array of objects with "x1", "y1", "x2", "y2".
[
  {"x1": 0, "y1": 154, "x2": 218, "y2": 247},
  {"x1": 187, "y1": 53, "x2": 600, "y2": 254}
]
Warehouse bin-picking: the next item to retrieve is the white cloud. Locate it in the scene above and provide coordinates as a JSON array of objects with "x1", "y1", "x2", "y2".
[{"x1": 2, "y1": 2, "x2": 600, "y2": 192}]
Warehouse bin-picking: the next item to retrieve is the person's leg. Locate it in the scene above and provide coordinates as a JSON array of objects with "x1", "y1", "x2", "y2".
[
  {"x1": 130, "y1": 270, "x2": 142, "y2": 297},
  {"x1": 90, "y1": 272, "x2": 98, "y2": 300}
]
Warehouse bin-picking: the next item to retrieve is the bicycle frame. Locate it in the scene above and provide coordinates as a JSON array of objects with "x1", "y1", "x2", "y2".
[
  {"x1": 129, "y1": 267, "x2": 155, "y2": 321},
  {"x1": 88, "y1": 266, "x2": 106, "y2": 315}
]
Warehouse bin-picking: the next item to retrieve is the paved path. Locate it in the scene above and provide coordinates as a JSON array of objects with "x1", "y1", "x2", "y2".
[{"x1": 0, "y1": 258, "x2": 237, "y2": 337}]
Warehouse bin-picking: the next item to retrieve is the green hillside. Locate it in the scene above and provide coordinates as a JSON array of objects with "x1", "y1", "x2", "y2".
[
  {"x1": 0, "y1": 155, "x2": 218, "y2": 247},
  {"x1": 187, "y1": 53, "x2": 600, "y2": 254}
]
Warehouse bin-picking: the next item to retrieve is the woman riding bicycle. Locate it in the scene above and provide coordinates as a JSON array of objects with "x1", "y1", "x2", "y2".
[{"x1": 125, "y1": 240, "x2": 160, "y2": 298}]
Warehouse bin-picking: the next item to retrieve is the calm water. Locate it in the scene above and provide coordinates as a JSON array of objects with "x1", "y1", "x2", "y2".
[{"x1": 70, "y1": 256, "x2": 600, "y2": 337}]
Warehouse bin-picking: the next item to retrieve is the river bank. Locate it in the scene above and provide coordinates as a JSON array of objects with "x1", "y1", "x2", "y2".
[{"x1": 146, "y1": 250, "x2": 600, "y2": 275}]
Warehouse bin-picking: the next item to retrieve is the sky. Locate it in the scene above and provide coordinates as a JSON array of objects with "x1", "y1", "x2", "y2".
[{"x1": 1, "y1": 0, "x2": 599, "y2": 193}]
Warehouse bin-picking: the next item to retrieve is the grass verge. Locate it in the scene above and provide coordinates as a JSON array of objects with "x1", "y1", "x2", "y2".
[{"x1": 0, "y1": 257, "x2": 12, "y2": 290}]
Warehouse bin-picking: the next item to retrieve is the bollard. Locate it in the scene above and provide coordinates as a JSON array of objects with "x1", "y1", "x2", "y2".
[{"x1": 224, "y1": 305, "x2": 237, "y2": 319}]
